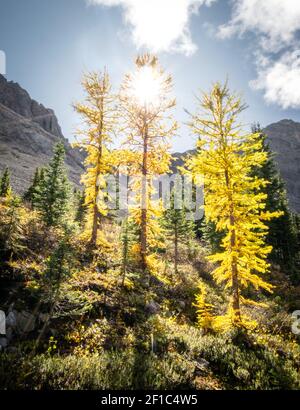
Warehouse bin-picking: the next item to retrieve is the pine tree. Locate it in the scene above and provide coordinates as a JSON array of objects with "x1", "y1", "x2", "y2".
[
  {"x1": 35, "y1": 143, "x2": 70, "y2": 227},
  {"x1": 73, "y1": 70, "x2": 117, "y2": 248},
  {"x1": 23, "y1": 167, "x2": 44, "y2": 208},
  {"x1": 74, "y1": 189, "x2": 87, "y2": 226},
  {"x1": 201, "y1": 218, "x2": 224, "y2": 253},
  {"x1": 36, "y1": 236, "x2": 74, "y2": 348},
  {"x1": 119, "y1": 54, "x2": 177, "y2": 273},
  {"x1": 251, "y1": 124, "x2": 299, "y2": 274},
  {"x1": 188, "y1": 82, "x2": 281, "y2": 328},
  {"x1": 0, "y1": 167, "x2": 11, "y2": 197},
  {"x1": 0, "y1": 191, "x2": 24, "y2": 260},
  {"x1": 162, "y1": 189, "x2": 195, "y2": 276}
]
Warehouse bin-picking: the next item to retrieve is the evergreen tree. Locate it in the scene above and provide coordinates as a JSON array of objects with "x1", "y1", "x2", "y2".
[
  {"x1": 36, "y1": 236, "x2": 74, "y2": 348},
  {"x1": 251, "y1": 124, "x2": 299, "y2": 274},
  {"x1": 0, "y1": 191, "x2": 24, "y2": 260},
  {"x1": 23, "y1": 167, "x2": 44, "y2": 208},
  {"x1": 200, "y1": 218, "x2": 224, "y2": 253},
  {"x1": 74, "y1": 189, "x2": 87, "y2": 226},
  {"x1": 162, "y1": 189, "x2": 195, "y2": 276},
  {"x1": 74, "y1": 70, "x2": 117, "y2": 248},
  {"x1": 0, "y1": 167, "x2": 11, "y2": 197},
  {"x1": 119, "y1": 54, "x2": 177, "y2": 273},
  {"x1": 189, "y1": 82, "x2": 280, "y2": 328},
  {"x1": 44, "y1": 238, "x2": 73, "y2": 288},
  {"x1": 35, "y1": 143, "x2": 70, "y2": 227}
]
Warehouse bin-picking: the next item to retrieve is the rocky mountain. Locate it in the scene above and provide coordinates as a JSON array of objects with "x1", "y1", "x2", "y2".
[
  {"x1": 264, "y1": 119, "x2": 300, "y2": 213},
  {"x1": 0, "y1": 74, "x2": 84, "y2": 194},
  {"x1": 172, "y1": 120, "x2": 300, "y2": 213}
]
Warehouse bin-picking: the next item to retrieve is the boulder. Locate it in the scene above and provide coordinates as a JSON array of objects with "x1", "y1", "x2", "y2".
[
  {"x1": 15, "y1": 310, "x2": 36, "y2": 334},
  {"x1": 195, "y1": 358, "x2": 210, "y2": 375},
  {"x1": 145, "y1": 301, "x2": 160, "y2": 315}
]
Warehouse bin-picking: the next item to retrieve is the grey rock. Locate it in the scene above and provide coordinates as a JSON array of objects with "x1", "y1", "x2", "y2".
[
  {"x1": 195, "y1": 358, "x2": 210, "y2": 375},
  {"x1": 39, "y1": 313, "x2": 50, "y2": 323},
  {"x1": 0, "y1": 74, "x2": 63, "y2": 138},
  {"x1": 264, "y1": 119, "x2": 300, "y2": 213},
  {"x1": 15, "y1": 310, "x2": 36, "y2": 334},
  {"x1": 6, "y1": 311, "x2": 17, "y2": 328},
  {"x1": 0, "y1": 337, "x2": 8, "y2": 349},
  {"x1": 145, "y1": 301, "x2": 160, "y2": 315},
  {"x1": 6, "y1": 327, "x2": 13, "y2": 343},
  {"x1": 0, "y1": 74, "x2": 85, "y2": 194}
]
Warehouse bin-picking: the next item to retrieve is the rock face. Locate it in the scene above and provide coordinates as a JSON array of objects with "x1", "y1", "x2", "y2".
[
  {"x1": 0, "y1": 74, "x2": 63, "y2": 138},
  {"x1": 264, "y1": 119, "x2": 300, "y2": 213},
  {"x1": 0, "y1": 74, "x2": 84, "y2": 193}
]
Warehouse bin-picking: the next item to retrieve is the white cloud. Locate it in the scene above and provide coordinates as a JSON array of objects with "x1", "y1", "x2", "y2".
[
  {"x1": 88, "y1": 0, "x2": 216, "y2": 56},
  {"x1": 251, "y1": 51, "x2": 300, "y2": 109},
  {"x1": 218, "y1": 0, "x2": 300, "y2": 109},
  {"x1": 218, "y1": 0, "x2": 300, "y2": 52}
]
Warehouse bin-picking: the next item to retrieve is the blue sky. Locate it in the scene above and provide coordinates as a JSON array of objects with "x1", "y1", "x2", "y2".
[{"x1": 1, "y1": 0, "x2": 300, "y2": 152}]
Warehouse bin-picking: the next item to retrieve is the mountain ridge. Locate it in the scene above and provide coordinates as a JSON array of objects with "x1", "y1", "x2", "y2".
[{"x1": 0, "y1": 74, "x2": 84, "y2": 193}]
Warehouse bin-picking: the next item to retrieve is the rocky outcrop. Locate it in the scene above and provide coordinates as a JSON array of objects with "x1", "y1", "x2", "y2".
[
  {"x1": 0, "y1": 307, "x2": 40, "y2": 350},
  {"x1": 0, "y1": 74, "x2": 84, "y2": 193},
  {"x1": 0, "y1": 74, "x2": 63, "y2": 138},
  {"x1": 264, "y1": 119, "x2": 300, "y2": 213}
]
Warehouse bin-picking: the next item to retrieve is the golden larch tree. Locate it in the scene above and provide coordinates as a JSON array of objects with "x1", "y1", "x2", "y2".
[
  {"x1": 74, "y1": 70, "x2": 117, "y2": 248},
  {"x1": 119, "y1": 54, "x2": 177, "y2": 273},
  {"x1": 189, "y1": 82, "x2": 281, "y2": 329}
]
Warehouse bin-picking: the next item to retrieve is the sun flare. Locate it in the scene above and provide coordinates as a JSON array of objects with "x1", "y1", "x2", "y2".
[{"x1": 131, "y1": 65, "x2": 162, "y2": 108}]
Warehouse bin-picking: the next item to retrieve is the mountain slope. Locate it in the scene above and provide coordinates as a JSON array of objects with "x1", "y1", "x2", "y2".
[
  {"x1": 0, "y1": 74, "x2": 84, "y2": 193},
  {"x1": 264, "y1": 119, "x2": 300, "y2": 213}
]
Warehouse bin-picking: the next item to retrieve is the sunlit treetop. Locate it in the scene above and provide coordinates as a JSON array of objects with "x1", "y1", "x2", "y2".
[{"x1": 120, "y1": 53, "x2": 176, "y2": 117}]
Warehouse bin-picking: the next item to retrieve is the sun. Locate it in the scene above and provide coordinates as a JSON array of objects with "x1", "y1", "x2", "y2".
[{"x1": 131, "y1": 65, "x2": 162, "y2": 108}]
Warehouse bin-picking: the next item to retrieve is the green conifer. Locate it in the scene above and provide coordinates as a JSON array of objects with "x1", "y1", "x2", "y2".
[
  {"x1": 35, "y1": 143, "x2": 70, "y2": 227},
  {"x1": 0, "y1": 167, "x2": 11, "y2": 197},
  {"x1": 162, "y1": 189, "x2": 195, "y2": 276}
]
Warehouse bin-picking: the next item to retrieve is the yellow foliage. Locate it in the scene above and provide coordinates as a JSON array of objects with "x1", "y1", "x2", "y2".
[
  {"x1": 214, "y1": 305, "x2": 258, "y2": 333},
  {"x1": 188, "y1": 82, "x2": 281, "y2": 329},
  {"x1": 73, "y1": 70, "x2": 118, "y2": 245},
  {"x1": 194, "y1": 283, "x2": 215, "y2": 331},
  {"x1": 119, "y1": 54, "x2": 177, "y2": 271}
]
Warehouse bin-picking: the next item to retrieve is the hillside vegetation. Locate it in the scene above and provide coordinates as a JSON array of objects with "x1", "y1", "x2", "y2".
[{"x1": 0, "y1": 56, "x2": 300, "y2": 390}]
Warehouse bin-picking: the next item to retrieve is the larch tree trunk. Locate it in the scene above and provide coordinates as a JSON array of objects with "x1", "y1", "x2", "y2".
[
  {"x1": 140, "y1": 123, "x2": 148, "y2": 272},
  {"x1": 90, "y1": 97, "x2": 104, "y2": 248},
  {"x1": 225, "y1": 169, "x2": 241, "y2": 325},
  {"x1": 174, "y1": 223, "x2": 178, "y2": 276}
]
